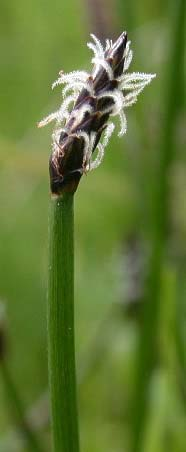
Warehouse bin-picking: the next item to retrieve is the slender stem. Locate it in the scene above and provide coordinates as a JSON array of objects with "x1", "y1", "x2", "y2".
[
  {"x1": 0, "y1": 360, "x2": 43, "y2": 452},
  {"x1": 131, "y1": 1, "x2": 185, "y2": 451},
  {"x1": 48, "y1": 193, "x2": 79, "y2": 452}
]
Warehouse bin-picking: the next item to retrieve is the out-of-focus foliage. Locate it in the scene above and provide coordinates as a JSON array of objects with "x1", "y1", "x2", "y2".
[{"x1": 0, "y1": 0, "x2": 185, "y2": 451}]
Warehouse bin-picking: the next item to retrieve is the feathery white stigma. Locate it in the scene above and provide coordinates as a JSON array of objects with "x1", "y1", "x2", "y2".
[{"x1": 38, "y1": 33, "x2": 156, "y2": 173}]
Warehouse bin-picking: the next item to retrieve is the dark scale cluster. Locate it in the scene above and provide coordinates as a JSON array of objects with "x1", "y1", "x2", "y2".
[{"x1": 50, "y1": 32, "x2": 128, "y2": 195}]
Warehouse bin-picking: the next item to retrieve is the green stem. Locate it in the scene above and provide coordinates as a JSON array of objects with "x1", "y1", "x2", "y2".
[
  {"x1": 48, "y1": 193, "x2": 79, "y2": 452},
  {"x1": 131, "y1": 1, "x2": 185, "y2": 451},
  {"x1": 1, "y1": 360, "x2": 43, "y2": 452}
]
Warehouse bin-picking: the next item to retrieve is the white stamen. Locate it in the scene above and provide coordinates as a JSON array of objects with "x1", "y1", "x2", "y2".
[
  {"x1": 105, "y1": 39, "x2": 111, "y2": 51},
  {"x1": 124, "y1": 40, "x2": 131, "y2": 56},
  {"x1": 52, "y1": 71, "x2": 89, "y2": 90},
  {"x1": 62, "y1": 81, "x2": 91, "y2": 97},
  {"x1": 90, "y1": 131, "x2": 97, "y2": 150},
  {"x1": 56, "y1": 94, "x2": 77, "y2": 123},
  {"x1": 124, "y1": 49, "x2": 133, "y2": 71},
  {"x1": 87, "y1": 42, "x2": 101, "y2": 59},
  {"x1": 88, "y1": 142, "x2": 104, "y2": 170},
  {"x1": 121, "y1": 80, "x2": 150, "y2": 91},
  {"x1": 76, "y1": 130, "x2": 91, "y2": 167},
  {"x1": 90, "y1": 34, "x2": 104, "y2": 56},
  {"x1": 88, "y1": 122, "x2": 115, "y2": 171},
  {"x1": 119, "y1": 71, "x2": 155, "y2": 84},
  {"x1": 92, "y1": 57, "x2": 114, "y2": 79},
  {"x1": 103, "y1": 122, "x2": 115, "y2": 146},
  {"x1": 123, "y1": 91, "x2": 138, "y2": 107},
  {"x1": 38, "y1": 111, "x2": 58, "y2": 128},
  {"x1": 85, "y1": 131, "x2": 97, "y2": 170},
  {"x1": 118, "y1": 111, "x2": 127, "y2": 136}
]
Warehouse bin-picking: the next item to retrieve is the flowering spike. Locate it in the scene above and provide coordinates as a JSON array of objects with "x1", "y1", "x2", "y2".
[{"x1": 38, "y1": 32, "x2": 156, "y2": 195}]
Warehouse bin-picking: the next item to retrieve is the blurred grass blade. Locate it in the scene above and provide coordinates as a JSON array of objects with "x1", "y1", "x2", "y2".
[
  {"x1": 117, "y1": 0, "x2": 135, "y2": 31},
  {"x1": 48, "y1": 194, "x2": 80, "y2": 452},
  {"x1": 0, "y1": 361, "x2": 44, "y2": 452},
  {"x1": 131, "y1": 1, "x2": 185, "y2": 451}
]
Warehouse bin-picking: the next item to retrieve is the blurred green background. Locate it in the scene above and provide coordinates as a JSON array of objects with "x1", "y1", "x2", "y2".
[{"x1": 0, "y1": 0, "x2": 185, "y2": 451}]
